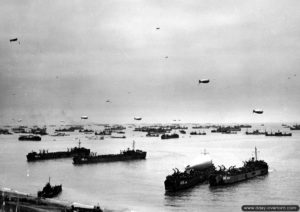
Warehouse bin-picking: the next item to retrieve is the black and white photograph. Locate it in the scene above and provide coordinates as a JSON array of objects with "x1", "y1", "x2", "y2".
[{"x1": 0, "y1": 0, "x2": 299, "y2": 211}]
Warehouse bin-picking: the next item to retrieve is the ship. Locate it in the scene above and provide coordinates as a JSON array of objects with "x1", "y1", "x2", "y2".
[
  {"x1": 161, "y1": 133, "x2": 179, "y2": 139},
  {"x1": 73, "y1": 141, "x2": 146, "y2": 164},
  {"x1": 95, "y1": 130, "x2": 112, "y2": 136},
  {"x1": 245, "y1": 129, "x2": 265, "y2": 135},
  {"x1": 192, "y1": 125, "x2": 210, "y2": 129},
  {"x1": 179, "y1": 130, "x2": 186, "y2": 134},
  {"x1": 209, "y1": 147, "x2": 268, "y2": 186},
  {"x1": 221, "y1": 131, "x2": 237, "y2": 134},
  {"x1": 146, "y1": 132, "x2": 159, "y2": 137},
  {"x1": 55, "y1": 125, "x2": 83, "y2": 132},
  {"x1": 0, "y1": 128, "x2": 12, "y2": 135},
  {"x1": 18, "y1": 135, "x2": 41, "y2": 141},
  {"x1": 290, "y1": 124, "x2": 300, "y2": 130},
  {"x1": 190, "y1": 131, "x2": 206, "y2": 135},
  {"x1": 86, "y1": 135, "x2": 104, "y2": 140},
  {"x1": 29, "y1": 127, "x2": 48, "y2": 135},
  {"x1": 211, "y1": 126, "x2": 241, "y2": 133},
  {"x1": 236, "y1": 124, "x2": 252, "y2": 128},
  {"x1": 164, "y1": 161, "x2": 215, "y2": 192},
  {"x1": 51, "y1": 132, "x2": 70, "y2": 136},
  {"x1": 79, "y1": 129, "x2": 94, "y2": 134},
  {"x1": 265, "y1": 131, "x2": 292, "y2": 136},
  {"x1": 37, "y1": 178, "x2": 62, "y2": 198},
  {"x1": 12, "y1": 126, "x2": 27, "y2": 133},
  {"x1": 111, "y1": 135, "x2": 126, "y2": 139},
  {"x1": 27, "y1": 142, "x2": 90, "y2": 162}
]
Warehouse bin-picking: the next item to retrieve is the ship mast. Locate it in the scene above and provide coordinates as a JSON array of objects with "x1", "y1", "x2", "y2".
[
  {"x1": 254, "y1": 146, "x2": 258, "y2": 161},
  {"x1": 132, "y1": 140, "x2": 135, "y2": 151}
]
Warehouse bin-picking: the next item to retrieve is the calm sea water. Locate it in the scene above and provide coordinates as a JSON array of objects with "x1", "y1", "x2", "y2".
[{"x1": 0, "y1": 123, "x2": 299, "y2": 211}]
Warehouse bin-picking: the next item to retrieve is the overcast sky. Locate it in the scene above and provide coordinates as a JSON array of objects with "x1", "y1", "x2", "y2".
[{"x1": 0, "y1": 0, "x2": 299, "y2": 124}]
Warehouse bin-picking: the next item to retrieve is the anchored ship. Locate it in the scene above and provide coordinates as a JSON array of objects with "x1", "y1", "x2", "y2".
[
  {"x1": 164, "y1": 161, "x2": 215, "y2": 192},
  {"x1": 18, "y1": 135, "x2": 41, "y2": 141},
  {"x1": 111, "y1": 135, "x2": 126, "y2": 139},
  {"x1": 27, "y1": 142, "x2": 90, "y2": 162},
  {"x1": 209, "y1": 147, "x2": 268, "y2": 186},
  {"x1": 73, "y1": 141, "x2": 146, "y2": 165},
  {"x1": 265, "y1": 131, "x2": 292, "y2": 136},
  {"x1": 146, "y1": 132, "x2": 159, "y2": 137},
  {"x1": 190, "y1": 131, "x2": 206, "y2": 135},
  {"x1": 161, "y1": 133, "x2": 179, "y2": 139},
  {"x1": 245, "y1": 129, "x2": 265, "y2": 135}
]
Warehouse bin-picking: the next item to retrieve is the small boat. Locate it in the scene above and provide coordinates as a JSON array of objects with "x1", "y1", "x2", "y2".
[
  {"x1": 199, "y1": 79, "x2": 210, "y2": 84},
  {"x1": 179, "y1": 130, "x2": 186, "y2": 134},
  {"x1": 146, "y1": 132, "x2": 159, "y2": 137},
  {"x1": 18, "y1": 135, "x2": 41, "y2": 141},
  {"x1": 51, "y1": 132, "x2": 70, "y2": 136},
  {"x1": 253, "y1": 109, "x2": 263, "y2": 114},
  {"x1": 37, "y1": 178, "x2": 62, "y2": 198}
]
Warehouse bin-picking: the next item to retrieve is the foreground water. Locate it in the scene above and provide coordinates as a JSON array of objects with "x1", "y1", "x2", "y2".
[{"x1": 0, "y1": 123, "x2": 299, "y2": 211}]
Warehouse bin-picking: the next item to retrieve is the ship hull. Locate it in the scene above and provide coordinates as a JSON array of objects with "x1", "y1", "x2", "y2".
[
  {"x1": 38, "y1": 185, "x2": 62, "y2": 198},
  {"x1": 73, "y1": 152, "x2": 146, "y2": 164},
  {"x1": 164, "y1": 161, "x2": 214, "y2": 192},
  {"x1": 28, "y1": 152, "x2": 73, "y2": 161},
  {"x1": 161, "y1": 134, "x2": 179, "y2": 139},
  {"x1": 164, "y1": 175, "x2": 207, "y2": 192},
  {"x1": 27, "y1": 148, "x2": 90, "y2": 162},
  {"x1": 209, "y1": 168, "x2": 268, "y2": 186},
  {"x1": 27, "y1": 151, "x2": 90, "y2": 162},
  {"x1": 265, "y1": 132, "x2": 292, "y2": 136},
  {"x1": 18, "y1": 136, "x2": 41, "y2": 141}
]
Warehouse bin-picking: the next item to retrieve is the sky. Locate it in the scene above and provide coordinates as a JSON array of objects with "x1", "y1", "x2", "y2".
[{"x1": 0, "y1": 0, "x2": 299, "y2": 125}]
